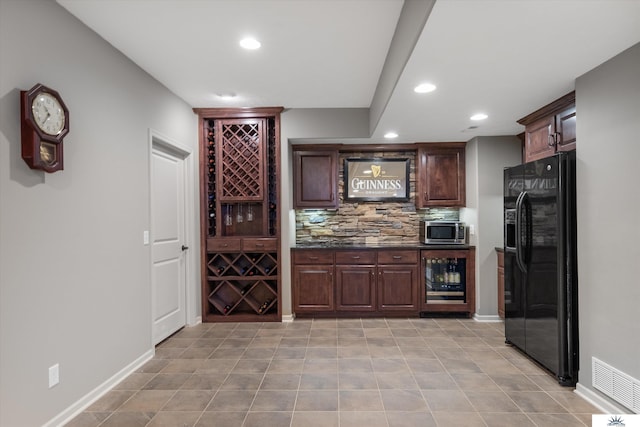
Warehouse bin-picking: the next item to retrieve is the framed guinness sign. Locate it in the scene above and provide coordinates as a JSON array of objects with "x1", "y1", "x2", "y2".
[{"x1": 344, "y1": 158, "x2": 410, "y2": 202}]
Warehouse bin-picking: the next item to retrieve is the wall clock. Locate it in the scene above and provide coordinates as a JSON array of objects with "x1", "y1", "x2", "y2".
[{"x1": 21, "y1": 83, "x2": 69, "y2": 173}]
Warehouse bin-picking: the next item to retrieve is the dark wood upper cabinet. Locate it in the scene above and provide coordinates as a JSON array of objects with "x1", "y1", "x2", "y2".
[
  {"x1": 417, "y1": 143, "x2": 466, "y2": 208},
  {"x1": 555, "y1": 105, "x2": 576, "y2": 153},
  {"x1": 518, "y1": 91, "x2": 576, "y2": 163},
  {"x1": 293, "y1": 149, "x2": 338, "y2": 209}
]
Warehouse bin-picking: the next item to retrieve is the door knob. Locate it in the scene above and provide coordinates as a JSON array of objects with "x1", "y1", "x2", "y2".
[{"x1": 181, "y1": 245, "x2": 189, "y2": 251}]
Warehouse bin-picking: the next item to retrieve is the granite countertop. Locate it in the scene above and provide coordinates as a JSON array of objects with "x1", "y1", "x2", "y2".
[{"x1": 293, "y1": 242, "x2": 474, "y2": 250}]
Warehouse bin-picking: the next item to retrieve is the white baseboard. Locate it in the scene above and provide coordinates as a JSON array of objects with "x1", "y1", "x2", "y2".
[
  {"x1": 575, "y1": 382, "x2": 630, "y2": 414},
  {"x1": 282, "y1": 314, "x2": 295, "y2": 323},
  {"x1": 44, "y1": 348, "x2": 155, "y2": 427},
  {"x1": 188, "y1": 316, "x2": 202, "y2": 327},
  {"x1": 473, "y1": 313, "x2": 503, "y2": 322}
]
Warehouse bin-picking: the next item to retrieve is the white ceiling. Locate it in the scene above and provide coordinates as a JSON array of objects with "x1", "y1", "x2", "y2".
[{"x1": 58, "y1": 0, "x2": 640, "y2": 143}]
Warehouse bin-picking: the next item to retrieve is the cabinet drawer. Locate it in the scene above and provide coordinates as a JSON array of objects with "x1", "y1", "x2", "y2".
[
  {"x1": 293, "y1": 250, "x2": 334, "y2": 264},
  {"x1": 243, "y1": 238, "x2": 277, "y2": 251},
  {"x1": 335, "y1": 250, "x2": 376, "y2": 265},
  {"x1": 377, "y1": 250, "x2": 418, "y2": 264},
  {"x1": 207, "y1": 238, "x2": 241, "y2": 252}
]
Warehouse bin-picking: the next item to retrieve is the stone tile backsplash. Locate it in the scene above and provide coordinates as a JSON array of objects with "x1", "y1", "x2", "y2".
[{"x1": 295, "y1": 150, "x2": 459, "y2": 245}]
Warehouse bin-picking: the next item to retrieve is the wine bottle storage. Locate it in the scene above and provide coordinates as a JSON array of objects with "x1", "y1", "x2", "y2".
[
  {"x1": 267, "y1": 117, "x2": 277, "y2": 236},
  {"x1": 197, "y1": 107, "x2": 282, "y2": 322},
  {"x1": 206, "y1": 252, "x2": 278, "y2": 278},
  {"x1": 207, "y1": 279, "x2": 278, "y2": 316},
  {"x1": 218, "y1": 120, "x2": 264, "y2": 201},
  {"x1": 424, "y1": 257, "x2": 466, "y2": 304},
  {"x1": 206, "y1": 120, "x2": 217, "y2": 237}
]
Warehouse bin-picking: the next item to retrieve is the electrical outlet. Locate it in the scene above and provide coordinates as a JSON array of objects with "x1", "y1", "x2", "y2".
[
  {"x1": 143, "y1": 230, "x2": 149, "y2": 245},
  {"x1": 468, "y1": 224, "x2": 475, "y2": 236},
  {"x1": 49, "y1": 364, "x2": 59, "y2": 388}
]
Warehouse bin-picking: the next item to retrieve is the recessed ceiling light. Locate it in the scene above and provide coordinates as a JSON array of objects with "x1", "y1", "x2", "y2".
[
  {"x1": 217, "y1": 92, "x2": 237, "y2": 100},
  {"x1": 384, "y1": 132, "x2": 398, "y2": 139},
  {"x1": 414, "y1": 83, "x2": 436, "y2": 93},
  {"x1": 470, "y1": 113, "x2": 488, "y2": 121},
  {"x1": 239, "y1": 37, "x2": 261, "y2": 50}
]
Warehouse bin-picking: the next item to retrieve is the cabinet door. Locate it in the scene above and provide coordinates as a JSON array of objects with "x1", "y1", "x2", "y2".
[
  {"x1": 293, "y1": 150, "x2": 338, "y2": 208},
  {"x1": 335, "y1": 265, "x2": 376, "y2": 311},
  {"x1": 417, "y1": 146, "x2": 465, "y2": 207},
  {"x1": 524, "y1": 115, "x2": 556, "y2": 163},
  {"x1": 377, "y1": 265, "x2": 418, "y2": 312},
  {"x1": 293, "y1": 265, "x2": 334, "y2": 312},
  {"x1": 497, "y1": 251, "x2": 505, "y2": 319},
  {"x1": 555, "y1": 106, "x2": 576, "y2": 153}
]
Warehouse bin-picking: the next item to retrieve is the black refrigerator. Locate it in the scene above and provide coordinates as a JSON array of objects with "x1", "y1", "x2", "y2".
[{"x1": 503, "y1": 151, "x2": 578, "y2": 386}]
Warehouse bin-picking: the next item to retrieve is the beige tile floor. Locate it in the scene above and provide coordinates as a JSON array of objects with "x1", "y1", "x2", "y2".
[{"x1": 66, "y1": 318, "x2": 600, "y2": 427}]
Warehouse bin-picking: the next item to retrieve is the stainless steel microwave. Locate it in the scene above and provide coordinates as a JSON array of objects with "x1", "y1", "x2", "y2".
[{"x1": 420, "y1": 221, "x2": 467, "y2": 244}]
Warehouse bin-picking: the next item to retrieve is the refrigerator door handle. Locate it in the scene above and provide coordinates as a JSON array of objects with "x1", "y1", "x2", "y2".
[{"x1": 515, "y1": 191, "x2": 528, "y2": 273}]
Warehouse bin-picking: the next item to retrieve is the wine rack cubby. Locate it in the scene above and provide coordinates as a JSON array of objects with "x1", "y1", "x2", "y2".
[{"x1": 196, "y1": 107, "x2": 283, "y2": 322}]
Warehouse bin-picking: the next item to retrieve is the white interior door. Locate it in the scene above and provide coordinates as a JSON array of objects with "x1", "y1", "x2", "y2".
[{"x1": 151, "y1": 144, "x2": 187, "y2": 344}]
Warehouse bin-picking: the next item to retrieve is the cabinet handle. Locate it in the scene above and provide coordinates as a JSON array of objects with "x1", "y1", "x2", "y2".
[
  {"x1": 351, "y1": 256, "x2": 361, "y2": 259},
  {"x1": 308, "y1": 256, "x2": 319, "y2": 260},
  {"x1": 392, "y1": 256, "x2": 402, "y2": 259},
  {"x1": 255, "y1": 243, "x2": 264, "y2": 248}
]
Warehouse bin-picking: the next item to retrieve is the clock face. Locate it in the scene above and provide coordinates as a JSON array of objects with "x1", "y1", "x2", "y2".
[{"x1": 31, "y1": 92, "x2": 66, "y2": 136}]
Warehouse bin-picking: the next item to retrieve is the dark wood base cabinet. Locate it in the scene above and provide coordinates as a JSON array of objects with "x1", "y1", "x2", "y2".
[
  {"x1": 293, "y1": 251, "x2": 334, "y2": 312},
  {"x1": 293, "y1": 248, "x2": 420, "y2": 317}
]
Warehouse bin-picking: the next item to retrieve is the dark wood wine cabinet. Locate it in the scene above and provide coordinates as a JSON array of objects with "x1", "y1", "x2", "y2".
[{"x1": 195, "y1": 107, "x2": 283, "y2": 322}]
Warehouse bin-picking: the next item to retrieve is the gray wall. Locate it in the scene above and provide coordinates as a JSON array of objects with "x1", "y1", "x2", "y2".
[
  {"x1": 0, "y1": 1, "x2": 198, "y2": 425},
  {"x1": 280, "y1": 108, "x2": 370, "y2": 316},
  {"x1": 462, "y1": 136, "x2": 522, "y2": 318},
  {"x1": 575, "y1": 42, "x2": 640, "y2": 407}
]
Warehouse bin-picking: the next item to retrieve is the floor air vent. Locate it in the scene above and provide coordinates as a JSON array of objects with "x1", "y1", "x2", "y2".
[{"x1": 592, "y1": 357, "x2": 640, "y2": 413}]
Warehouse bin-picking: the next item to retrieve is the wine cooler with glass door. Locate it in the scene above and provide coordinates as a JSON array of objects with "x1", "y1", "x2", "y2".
[{"x1": 420, "y1": 249, "x2": 475, "y2": 317}]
